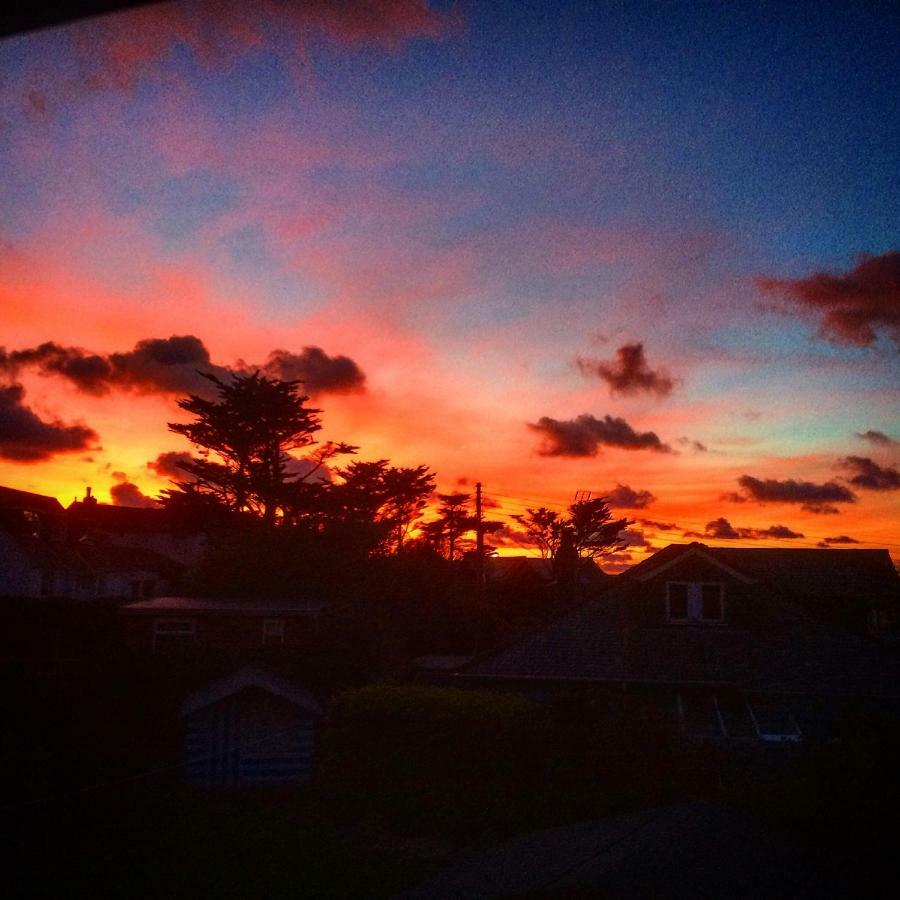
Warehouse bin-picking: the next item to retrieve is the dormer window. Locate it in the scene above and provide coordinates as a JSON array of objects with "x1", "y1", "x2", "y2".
[
  {"x1": 701, "y1": 583, "x2": 723, "y2": 621},
  {"x1": 667, "y1": 583, "x2": 689, "y2": 620},
  {"x1": 667, "y1": 582, "x2": 725, "y2": 623}
]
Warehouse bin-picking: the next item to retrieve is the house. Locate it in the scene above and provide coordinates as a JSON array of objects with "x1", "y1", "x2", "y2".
[
  {"x1": 458, "y1": 543, "x2": 900, "y2": 744},
  {"x1": 1, "y1": 485, "x2": 182, "y2": 602},
  {"x1": 0, "y1": 486, "x2": 94, "y2": 600},
  {"x1": 119, "y1": 596, "x2": 328, "y2": 659},
  {"x1": 67, "y1": 489, "x2": 208, "y2": 569},
  {"x1": 485, "y1": 556, "x2": 555, "y2": 587},
  {"x1": 180, "y1": 667, "x2": 321, "y2": 788}
]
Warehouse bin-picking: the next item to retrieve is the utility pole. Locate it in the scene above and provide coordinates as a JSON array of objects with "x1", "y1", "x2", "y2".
[{"x1": 475, "y1": 482, "x2": 485, "y2": 595}]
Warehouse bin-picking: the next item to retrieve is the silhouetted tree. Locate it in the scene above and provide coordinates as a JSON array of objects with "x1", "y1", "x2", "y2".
[
  {"x1": 514, "y1": 497, "x2": 631, "y2": 560},
  {"x1": 566, "y1": 497, "x2": 632, "y2": 560},
  {"x1": 422, "y1": 492, "x2": 475, "y2": 561},
  {"x1": 317, "y1": 459, "x2": 435, "y2": 555},
  {"x1": 511, "y1": 507, "x2": 563, "y2": 558},
  {"x1": 163, "y1": 371, "x2": 355, "y2": 524}
]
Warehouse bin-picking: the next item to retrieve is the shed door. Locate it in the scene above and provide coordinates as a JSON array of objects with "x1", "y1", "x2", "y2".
[{"x1": 184, "y1": 688, "x2": 315, "y2": 788}]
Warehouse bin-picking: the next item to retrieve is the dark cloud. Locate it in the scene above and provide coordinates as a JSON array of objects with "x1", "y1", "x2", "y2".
[
  {"x1": 731, "y1": 474, "x2": 856, "y2": 513},
  {"x1": 1, "y1": 336, "x2": 367, "y2": 398},
  {"x1": 637, "y1": 519, "x2": 678, "y2": 532},
  {"x1": 0, "y1": 383, "x2": 97, "y2": 462},
  {"x1": 677, "y1": 436, "x2": 708, "y2": 453},
  {"x1": 857, "y1": 429, "x2": 898, "y2": 447},
  {"x1": 839, "y1": 456, "x2": 900, "y2": 492},
  {"x1": 703, "y1": 517, "x2": 805, "y2": 541},
  {"x1": 704, "y1": 517, "x2": 741, "y2": 539},
  {"x1": 147, "y1": 451, "x2": 195, "y2": 479},
  {"x1": 598, "y1": 551, "x2": 636, "y2": 574},
  {"x1": 761, "y1": 525, "x2": 806, "y2": 539},
  {"x1": 756, "y1": 250, "x2": 900, "y2": 347},
  {"x1": 606, "y1": 483, "x2": 656, "y2": 509},
  {"x1": 260, "y1": 347, "x2": 366, "y2": 395},
  {"x1": 0, "y1": 336, "x2": 229, "y2": 397},
  {"x1": 618, "y1": 528, "x2": 651, "y2": 549},
  {"x1": 109, "y1": 336, "x2": 230, "y2": 394},
  {"x1": 0, "y1": 342, "x2": 112, "y2": 394},
  {"x1": 820, "y1": 535, "x2": 861, "y2": 545},
  {"x1": 576, "y1": 343, "x2": 674, "y2": 397},
  {"x1": 529, "y1": 414, "x2": 672, "y2": 457},
  {"x1": 488, "y1": 523, "x2": 532, "y2": 548},
  {"x1": 110, "y1": 476, "x2": 159, "y2": 509}
]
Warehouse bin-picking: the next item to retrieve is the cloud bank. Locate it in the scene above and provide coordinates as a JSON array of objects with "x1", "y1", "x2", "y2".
[
  {"x1": 0, "y1": 383, "x2": 97, "y2": 462},
  {"x1": 529, "y1": 414, "x2": 672, "y2": 457},
  {"x1": 727, "y1": 474, "x2": 856, "y2": 514},
  {"x1": 756, "y1": 250, "x2": 900, "y2": 347},
  {"x1": 1, "y1": 336, "x2": 366, "y2": 398}
]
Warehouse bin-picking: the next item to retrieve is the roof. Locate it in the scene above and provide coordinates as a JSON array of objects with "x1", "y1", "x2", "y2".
[
  {"x1": 0, "y1": 485, "x2": 64, "y2": 515},
  {"x1": 465, "y1": 584, "x2": 899, "y2": 697},
  {"x1": 180, "y1": 667, "x2": 322, "y2": 718},
  {"x1": 120, "y1": 596, "x2": 328, "y2": 615},
  {"x1": 10, "y1": 534, "x2": 94, "y2": 576},
  {"x1": 78, "y1": 543, "x2": 179, "y2": 574},
  {"x1": 486, "y1": 556, "x2": 555, "y2": 584},
  {"x1": 464, "y1": 544, "x2": 900, "y2": 698},
  {"x1": 627, "y1": 543, "x2": 899, "y2": 608},
  {"x1": 67, "y1": 501, "x2": 198, "y2": 534}
]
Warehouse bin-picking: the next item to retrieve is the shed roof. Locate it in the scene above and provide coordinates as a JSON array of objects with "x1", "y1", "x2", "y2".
[
  {"x1": 120, "y1": 596, "x2": 327, "y2": 615},
  {"x1": 180, "y1": 667, "x2": 322, "y2": 718}
]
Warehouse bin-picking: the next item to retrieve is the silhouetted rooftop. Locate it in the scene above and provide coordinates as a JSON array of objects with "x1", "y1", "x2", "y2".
[
  {"x1": 0, "y1": 485, "x2": 65, "y2": 515},
  {"x1": 121, "y1": 596, "x2": 328, "y2": 615}
]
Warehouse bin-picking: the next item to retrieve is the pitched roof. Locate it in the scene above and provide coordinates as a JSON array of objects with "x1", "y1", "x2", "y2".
[
  {"x1": 626, "y1": 543, "x2": 898, "y2": 607},
  {"x1": 0, "y1": 485, "x2": 64, "y2": 515},
  {"x1": 464, "y1": 544, "x2": 900, "y2": 698},
  {"x1": 78, "y1": 543, "x2": 179, "y2": 574},
  {"x1": 12, "y1": 535, "x2": 94, "y2": 576},
  {"x1": 67, "y1": 501, "x2": 195, "y2": 534},
  {"x1": 120, "y1": 596, "x2": 327, "y2": 615},
  {"x1": 180, "y1": 667, "x2": 322, "y2": 718},
  {"x1": 486, "y1": 556, "x2": 555, "y2": 584}
]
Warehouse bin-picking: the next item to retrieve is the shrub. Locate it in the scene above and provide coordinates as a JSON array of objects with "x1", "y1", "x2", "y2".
[{"x1": 318, "y1": 684, "x2": 544, "y2": 835}]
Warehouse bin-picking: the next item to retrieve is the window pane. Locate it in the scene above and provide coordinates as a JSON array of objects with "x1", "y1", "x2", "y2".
[
  {"x1": 701, "y1": 585, "x2": 722, "y2": 620},
  {"x1": 668, "y1": 584, "x2": 688, "y2": 619}
]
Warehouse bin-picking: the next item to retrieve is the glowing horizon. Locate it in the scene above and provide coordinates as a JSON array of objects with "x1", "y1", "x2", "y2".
[{"x1": 1, "y1": 1, "x2": 898, "y2": 569}]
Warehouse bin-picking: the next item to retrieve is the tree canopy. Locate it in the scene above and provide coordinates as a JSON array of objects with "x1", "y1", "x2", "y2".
[
  {"x1": 164, "y1": 370, "x2": 355, "y2": 524},
  {"x1": 513, "y1": 497, "x2": 631, "y2": 561}
]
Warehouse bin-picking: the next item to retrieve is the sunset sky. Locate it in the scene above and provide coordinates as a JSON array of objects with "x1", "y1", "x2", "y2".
[{"x1": 1, "y1": 0, "x2": 898, "y2": 568}]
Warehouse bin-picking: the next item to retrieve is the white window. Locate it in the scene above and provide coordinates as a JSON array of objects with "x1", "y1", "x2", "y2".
[
  {"x1": 666, "y1": 582, "x2": 725, "y2": 623},
  {"x1": 153, "y1": 618, "x2": 196, "y2": 655},
  {"x1": 262, "y1": 618, "x2": 285, "y2": 646}
]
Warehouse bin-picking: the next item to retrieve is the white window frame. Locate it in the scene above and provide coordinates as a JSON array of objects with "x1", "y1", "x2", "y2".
[
  {"x1": 262, "y1": 618, "x2": 285, "y2": 646},
  {"x1": 666, "y1": 581, "x2": 725, "y2": 623},
  {"x1": 152, "y1": 618, "x2": 196, "y2": 654}
]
